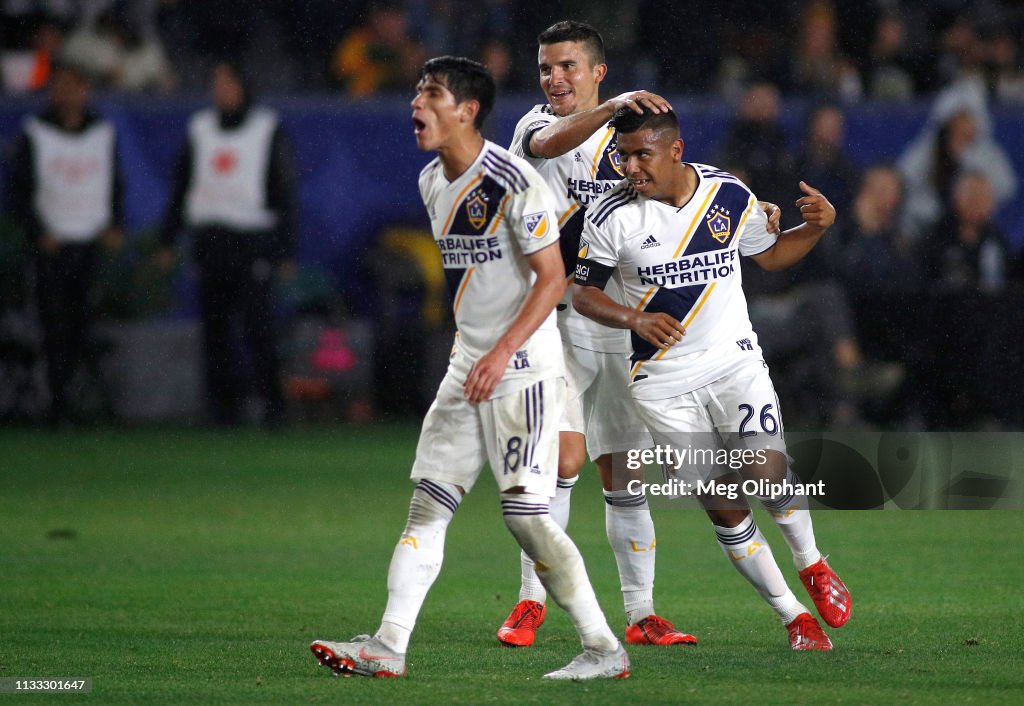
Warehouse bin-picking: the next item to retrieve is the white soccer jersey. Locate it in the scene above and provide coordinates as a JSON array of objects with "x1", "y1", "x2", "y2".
[
  {"x1": 419, "y1": 140, "x2": 564, "y2": 397},
  {"x1": 575, "y1": 164, "x2": 776, "y2": 400},
  {"x1": 510, "y1": 104, "x2": 628, "y2": 353}
]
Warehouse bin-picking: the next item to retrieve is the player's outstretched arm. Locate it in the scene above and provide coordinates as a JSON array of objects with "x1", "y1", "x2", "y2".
[
  {"x1": 572, "y1": 284, "x2": 684, "y2": 351},
  {"x1": 750, "y1": 181, "x2": 835, "y2": 272},
  {"x1": 463, "y1": 243, "x2": 567, "y2": 404},
  {"x1": 530, "y1": 90, "x2": 673, "y2": 159}
]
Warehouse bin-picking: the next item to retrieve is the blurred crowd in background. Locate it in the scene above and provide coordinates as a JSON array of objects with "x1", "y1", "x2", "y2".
[
  {"x1": 0, "y1": 0, "x2": 1022, "y2": 433},
  {"x1": 4, "y1": 0, "x2": 1024, "y2": 101}
]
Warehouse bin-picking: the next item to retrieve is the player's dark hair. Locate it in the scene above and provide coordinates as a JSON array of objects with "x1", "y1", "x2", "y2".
[
  {"x1": 419, "y1": 56, "x2": 496, "y2": 129},
  {"x1": 538, "y1": 20, "x2": 605, "y2": 66},
  {"x1": 612, "y1": 105, "x2": 680, "y2": 141}
]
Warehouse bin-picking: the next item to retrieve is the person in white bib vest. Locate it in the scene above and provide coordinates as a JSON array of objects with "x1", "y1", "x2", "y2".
[
  {"x1": 9, "y1": 61, "x2": 124, "y2": 427},
  {"x1": 158, "y1": 61, "x2": 297, "y2": 428}
]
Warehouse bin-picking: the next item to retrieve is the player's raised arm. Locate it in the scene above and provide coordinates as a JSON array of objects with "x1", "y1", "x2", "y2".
[
  {"x1": 750, "y1": 181, "x2": 835, "y2": 271},
  {"x1": 463, "y1": 242, "x2": 566, "y2": 403},
  {"x1": 530, "y1": 90, "x2": 672, "y2": 159}
]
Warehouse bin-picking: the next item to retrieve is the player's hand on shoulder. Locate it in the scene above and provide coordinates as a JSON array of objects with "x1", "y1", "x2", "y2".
[
  {"x1": 758, "y1": 201, "x2": 782, "y2": 234},
  {"x1": 608, "y1": 90, "x2": 672, "y2": 115},
  {"x1": 633, "y1": 311, "x2": 685, "y2": 350},
  {"x1": 795, "y1": 181, "x2": 835, "y2": 230}
]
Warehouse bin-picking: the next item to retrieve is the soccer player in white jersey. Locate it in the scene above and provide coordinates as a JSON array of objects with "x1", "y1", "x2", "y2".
[
  {"x1": 310, "y1": 57, "x2": 629, "y2": 681},
  {"x1": 497, "y1": 21, "x2": 783, "y2": 649},
  {"x1": 573, "y1": 105, "x2": 852, "y2": 651},
  {"x1": 496, "y1": 19, "x2": 696, "y2": 649}
]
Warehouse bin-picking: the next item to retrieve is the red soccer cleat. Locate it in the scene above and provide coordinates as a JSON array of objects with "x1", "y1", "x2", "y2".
[
  {"x1": 624, "y1": 615, "x2": 698, "y2": 646},
  {"x1": 799, "y1": 557, "x2": 851, "y2": 628},
  {"x1": 786, "y1": 612, "x2": 833, "y2": 651},
  {"x1": 497, "y1": 600, "x2": 546, "y2": 647}
]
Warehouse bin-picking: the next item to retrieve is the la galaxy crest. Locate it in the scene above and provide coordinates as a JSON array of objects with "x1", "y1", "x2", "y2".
[
  {"x1": 609, "y1": 147, "x2": 624, "y2": 176},
  {"x1": 706, "y1": 203, "x2": 732, "y2": 243},
  {"x1": 466, "y1": 191, "x2": 488, "y2": 230}
]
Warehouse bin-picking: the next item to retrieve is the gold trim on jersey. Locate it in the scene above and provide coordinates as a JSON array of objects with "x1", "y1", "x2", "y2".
[
  {"x1": 590, "y1": 127, "x2": 615, "y2": 178},
  {"x1": 671, "y1": 183, "x2": 721, "y2": 259},
  {"x1": 559, "y1": 202, "x2": 580, "y2": 227},
  {"x1": 630, "y1": 281, "x2": 719, "y2": 381},
  {"x1": 453, "y1": 267, "x2": 475, "y2": 315},
  {"x1": 488, "y1": 194, "x2": 512, "y2": 234},
  {"x1": 442, "y1": 174, "x2": 484, "y2": 235}
]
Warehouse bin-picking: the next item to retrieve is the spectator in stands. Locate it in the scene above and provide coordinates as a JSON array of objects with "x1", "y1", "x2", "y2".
[
  {"x1": 985, "y1": 29, "x2": 1024, "y2": 104},
  {"x1": 1, "y1": 11, "x2": 64, "y2": 93},
  {"x1": 61, "y1": 4, "x2": 176, "y2": 93},
  {"x1": 7, "y1": 61, "x2": 124, "y2": 426},
  {"x1": 718, "y1": 82, "x2": 796, "y2": 219},
  {"x1": 838, "y1": 165, "x2": 920, "y2": 424},
  {"x1": 157, "y1": 61, "x2": 297, "y2": 427},
  {"x1": 860, "y1": 12, "x2": 917, "y2": 101},
  {"x1": 787, "y1": 0, "x2": 861, "y2": 101},
  {"x1": 898, "y1": 86, "x2": 1018, "y2": 239},
  {"x1": 918, "y1": 171, "x2": 1011, "y2": 428},
  {"x1": 794, "y1": 102, "x2": 859, "y2": 219},
  {"x1": 330, "y1": 4, "x2": 426, "y2": 97}
]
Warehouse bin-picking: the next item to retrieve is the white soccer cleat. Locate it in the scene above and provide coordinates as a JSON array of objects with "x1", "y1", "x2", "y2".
[
  {"x1": 542, "y1": 643, "x2": 631, "y2": 681},
  {"x1": 310, "y1": 635, "x2": 407, "y2": 678}
]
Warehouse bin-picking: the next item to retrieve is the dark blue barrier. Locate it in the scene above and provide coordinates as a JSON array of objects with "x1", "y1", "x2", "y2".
[{"x1": 2, "y1": 94, "x2": 1022, "y2": 316}]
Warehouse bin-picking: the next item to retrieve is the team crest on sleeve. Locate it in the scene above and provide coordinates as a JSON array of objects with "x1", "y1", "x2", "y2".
[
  {"x1": 706, "y1": 203, "x2": 732, "y2": 243},
  {"x1": 578, "y1": 238, "x2": 590, "y2": 258},
  {"x1": 466, "y1": 192, "x2": 488, "y2": 230},
  {"x1": 523, "y1": 211, "x2": 549, "y2": 238}
]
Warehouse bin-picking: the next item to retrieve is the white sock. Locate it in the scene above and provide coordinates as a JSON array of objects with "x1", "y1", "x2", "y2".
[
  {"x1": 502, "y1": 492, "x2": 618, "y2": 652},
  {"x1": 714, "y1": 514, "x2": 806, "y2": 625},
  {"x1": 375, "y1": 479, "x2": 461, "y2": 653},
  {"x1": 760, "y1": 469, "x2": 821, "y2": 570},
  {"x1": 518, "y1": 475, "x2": 576, "y2": 603},
  {"x1": 604, "y1": 488, "x2": 656, "y2": 625}
]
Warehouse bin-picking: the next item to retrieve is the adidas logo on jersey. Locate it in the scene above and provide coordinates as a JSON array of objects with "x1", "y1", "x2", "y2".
[{"x1": 641, "y1": 234, "x2": 660, "y2": 249}]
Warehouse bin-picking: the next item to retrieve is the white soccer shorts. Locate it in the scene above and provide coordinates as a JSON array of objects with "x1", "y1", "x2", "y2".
[
  {"x1": 631, "y1": 359, "x2": 788, "y2": 484},
  {"x1": 410, "y1": 372, "x2": 566, "y2": 497},
  {"x1": 559, "y1": 344, "x2": 653, "y2": 460}
]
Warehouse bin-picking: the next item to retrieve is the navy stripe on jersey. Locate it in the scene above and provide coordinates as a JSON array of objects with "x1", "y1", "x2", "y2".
[
  {"x1": 416, "y1": 479, "x2": 461, "y2": 515},
  {"x1": 685, "y1": 181, "x2": 753, "y2": 255},
  {"x1": 483, "y1": 151, "x2": 529, "y2": 192},
  {"x1": 594, "y1": 132, "x2": 623, "y2": 182},
  {"x1": 444, "y1": 267, "x2": 468, "y2": 300},
  {"x1": 446, "y1": 175, "x2": 508, "y2": 236},
  {"x1": 558, "y1": 208, "x2": 586, "y2": 276},
  {"x1": 631, "y1": 284, "x2": 708, "y2": 362},
  {"x1": 590, "y1": 186, "x2": 637, "y2": 227},
  {"x1": 715, "y1": 521, "x2": 758, "y2": 545}
]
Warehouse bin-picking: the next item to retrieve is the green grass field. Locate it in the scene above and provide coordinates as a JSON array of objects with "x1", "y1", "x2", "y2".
[{"x1": 1, "y1": 426, "x2": 1022, "y2": 704}]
